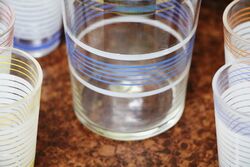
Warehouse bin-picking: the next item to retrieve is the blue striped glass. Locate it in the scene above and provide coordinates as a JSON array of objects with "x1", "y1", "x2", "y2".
[
  {"x1": 213, "y1": 59, "x2": 250, "y2": 166},
  {"x1": 63, "y1": 0, "x2": 201, "y2": 140}
]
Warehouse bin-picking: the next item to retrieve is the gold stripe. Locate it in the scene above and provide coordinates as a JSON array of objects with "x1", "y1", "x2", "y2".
[
  {"x1": 224, "y1": 35, "x2": 246, "y2": 53},
  {"x1": 224, "y1": 36, "x2": 250, "y2": 58},
  {"x1": 229, "y1": 6, "x2": 250, "y2": 24},
  {"x1": 156, "y1": 5, "x2": 175, "y2": 13},
  {"x1": 0, "y1": 56, "x2": 37, "y2": 76},
  {"x1": 0, "y1": 66, "x2": 36, "y2": 85},
  {"x1": 228, "y1": 8, "x2": 250, "y2": 31},
  {"x1": 230, "y1": 10, "x2": 250, "y2": 24},
  {"x1": 157, "y1": 0, "x2": 171, "y2": 4},
  {"x1": 0, "y1": 62, "x2": 36, "y2": 82},
  {"x1": 224, "y1": 7, "x2": 250, "y2": 58},
  {"x1": 230, "y1": 12, "x2": 250, "y2": 27}
]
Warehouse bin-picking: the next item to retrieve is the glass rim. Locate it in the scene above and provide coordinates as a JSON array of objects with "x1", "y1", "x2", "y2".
[
  {"x1": 223, "y1": 0, "x2": 250, "y2": 44},
  {"x1": 0, "y1": 1, "x2": 15, "y2": 37},
  {"x1": 212, "y1": 58, "x2": 250, "y2": 120},
  {"x1": 62, "y1": 0, "x2": 200, "y2": 61},
  {"x1": 0, "y1": 47, "x2": 43, "y2": 109}
]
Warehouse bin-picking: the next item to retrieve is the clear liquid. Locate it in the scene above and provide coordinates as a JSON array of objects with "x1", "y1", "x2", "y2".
[
  {"x1": 71, "y1": 66, "x2": 188, "y2": 140},
  {"x1": 68, "y1": 16, "x2": 192, "y2": 140}
]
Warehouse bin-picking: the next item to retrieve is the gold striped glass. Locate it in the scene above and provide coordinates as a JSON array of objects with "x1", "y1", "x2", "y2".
[
  {"x1": 0, "y1": 47, "x2": 43, "y2": 167},
  {"x1": 223, "y1": 0, "x2": 250, "y2": 63}
]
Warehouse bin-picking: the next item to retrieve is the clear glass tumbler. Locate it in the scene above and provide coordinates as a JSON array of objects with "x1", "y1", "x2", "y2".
[
  {"x1": 223, "y1": 0, "x2": 250, "y2": 63},
  {"x1": 63, "y1": 0, "x2": 201, "y2": 140},
  {"x1": 213, "y1": 58, "x2": 250, "y2": 167},
  {"x1": 0, "y1": 0, "x2": 14, "y2": 47},
  {"x1": 0, "y1": 47, "x2": 43, "y2": 166},
  {"x1": 8, "y1": 0, "x2": 62, "y2": 58}
]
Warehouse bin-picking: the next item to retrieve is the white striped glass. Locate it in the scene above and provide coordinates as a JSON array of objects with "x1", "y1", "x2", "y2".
[
  {"x1": 213, "y1": 58, "x2": 250, "y2": 167},
  {"x1": 0, "y1": 47, "x2": 43, "y2": 167},
  {"x1": 8, "y1": 0, "x2": 62, "y2": 58}
]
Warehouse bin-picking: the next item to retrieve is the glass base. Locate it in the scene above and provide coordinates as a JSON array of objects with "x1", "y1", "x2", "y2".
[
  {"x1": 14, "y1": 31, "x2": 61, "y2": 58},
  {"x1": 74, "y1": 104, "x2": 184, "y2": 141},
  {"x1": 27, "y1": 41, "x2": 61, "y2": 58}
]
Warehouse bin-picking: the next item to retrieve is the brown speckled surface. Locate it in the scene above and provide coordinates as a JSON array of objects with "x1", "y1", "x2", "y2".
[{"x1": 35, "y1": 0, "x2": 230, "y2": 166}]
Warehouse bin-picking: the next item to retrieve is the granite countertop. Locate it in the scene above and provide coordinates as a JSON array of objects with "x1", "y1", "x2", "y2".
[{"x1": 36, "y1": 0, "x2": 230, "y2": 166}]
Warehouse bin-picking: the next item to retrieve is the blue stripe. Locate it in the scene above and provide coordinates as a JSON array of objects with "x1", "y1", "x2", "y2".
[
  {"x1": 220, "y1": 72, "x2": 250, "y2": 90},
  {"x1": 73, "y1": 11, "x2": 109, "y2": 33},
  {"x1": 157, "y1": 2, "x2": 190, "y2": 32},
  {"x1": 14, "y1": 31, "x2": 61, "y2": 51},
  {"x1": 72, "y1": 50, "x2": 187, "y2": 80},
  {"x1": 71, "y1": 44, "x2": 193, "y2": 70},
  {"x1": 73, "y1": 58, "x2": 188, "y2": 86},
  {"x1": 65, "y1": 33, "x2": 194, "y2": 85},
  {"x1": 68, "y1": 46, "x2": 192, "y2": 85},
  {"x1": 218, "y1": 66, "x2": 250, "y2": 86},
  {"x1": 157, "y1": 2, "x2": 189, "y2": 24},
  {"x1": 216, "y1": 100, "x2": 250, "y2": 135},
  {"x1": 170, "y1": 0, "x2": 191, "y2": 20},
  {"x1": 65, "y1": 33, "x2": 194, "y2": 70},
  {"x1": 114, "y1": 5, "x2": 156, "y2": 13},
  {"x1": 65, "y1": 0, "x2": 195, "y2": 86},
  {"x1": 71, "y1": 47, "x2": 190, "y2": 76},
  {"x1": 156, "y1": 12, "x2": 187, "y2": 35}
]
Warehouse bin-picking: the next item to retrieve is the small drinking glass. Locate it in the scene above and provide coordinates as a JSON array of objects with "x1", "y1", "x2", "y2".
[
  {"x1": 223, "y1": 0, "x2": 250, "y2": 63},
  {"x1": 8, "y1": 0, "x2": 62, "y2": 58},
  {"x1": 0, "y1": 47, "x2": 43, "y2": 166},
  {"x1": 0, "y1": 0, "x2": 15, "y2": 47},
  {"x1": 63, "y1": 0, "x2": 201, "y2": 140},
  {"x1": 213, "y1": 58, "x2": 250, "y2": 166}
]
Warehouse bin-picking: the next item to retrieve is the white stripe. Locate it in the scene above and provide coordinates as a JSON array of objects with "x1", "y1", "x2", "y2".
[
  {"x1": 70, "y1": 61, "x2": 190, "y2": 98},
  {"x1": 65, "y1": 15, "x2": 196, "y2": 61}
]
